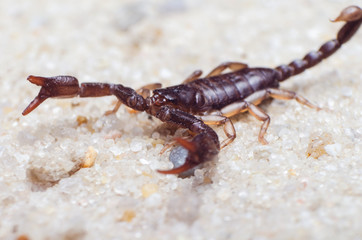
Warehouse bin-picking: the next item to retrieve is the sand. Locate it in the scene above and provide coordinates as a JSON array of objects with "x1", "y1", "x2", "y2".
[{"x1": 0, "y1": 0, "x2": 361, "y2": 239}]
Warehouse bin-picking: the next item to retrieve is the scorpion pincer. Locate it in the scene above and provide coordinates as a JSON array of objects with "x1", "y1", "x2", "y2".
[{"x1": 22, "y1": 6, "x2": 362, "y2": 174}]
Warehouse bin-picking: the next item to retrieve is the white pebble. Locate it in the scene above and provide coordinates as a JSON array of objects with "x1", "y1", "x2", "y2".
[
  {"x1": 130, "y1": 139, "x2": 143, "y2": 152},
  {"x1": 324, "y1": 164, "x2": 337, "y2": 172},
  {"x1": 109, "y1": 146, "x2": 125, "y2": 156},
  {"x1": 341, "y1": 87, "x2": 352, "y2": 97},
  {"x1": 140, "y1": 158, "x2": 150, "y2": 165},
  {"x1": 217, "y1": 188, "x2": 231, "y2": 201},
  {"x1": 151, "y1": 132, "x2": 160, "y2": 139},
  {"x1": 324, "y1": 143, "x2": 341, "y2": 157},
  {"x1": 159, "y1": 68, "x2": 172, "y2": 79}
]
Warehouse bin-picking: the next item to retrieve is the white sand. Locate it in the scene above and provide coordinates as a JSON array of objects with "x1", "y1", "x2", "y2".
[{"x1": 1, "y1": 0, "x2": 361, "y2": 239}]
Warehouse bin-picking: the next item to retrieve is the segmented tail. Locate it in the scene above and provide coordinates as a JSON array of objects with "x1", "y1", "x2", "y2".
[{"x1": 276, "y1": 6, "x2": 362, "y2": 82}]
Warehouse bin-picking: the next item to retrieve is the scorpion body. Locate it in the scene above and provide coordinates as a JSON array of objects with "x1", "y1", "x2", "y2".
[
  {"x1": 23, "y1": 6, "x2": 362, "y2": 174},
  {"x1": 153, "y1": 68, "x2": 279, "y2": 114}
]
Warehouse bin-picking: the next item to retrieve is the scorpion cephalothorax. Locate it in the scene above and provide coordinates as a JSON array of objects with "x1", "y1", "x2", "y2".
[{"x1": 23, "y1": 6, "x2": 362, "y2": 174}]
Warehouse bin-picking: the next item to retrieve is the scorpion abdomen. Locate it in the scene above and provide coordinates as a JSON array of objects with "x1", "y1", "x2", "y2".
[
  {"x1": 153, "y1": 68, "x2": 279, "y2": 114},
  {"x1": 186, "y1": 68, "x2": 280, "y2": 113}
]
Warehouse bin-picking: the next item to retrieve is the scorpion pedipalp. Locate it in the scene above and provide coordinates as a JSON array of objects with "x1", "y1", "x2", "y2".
[
  {"x1": 22, "y1": 75, "x2": 80, "y2": 115},
  {"x1": 157, "y1": 161, "x2": 195, "y2": 175},
  {"x1": 173, "y1": 138, "x2": 197, "y2": 153},
  {"x1": 157, "y1": 138, "x2": 205, "y2": 174}
]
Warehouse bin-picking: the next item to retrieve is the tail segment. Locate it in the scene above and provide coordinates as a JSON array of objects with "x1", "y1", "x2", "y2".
[{"x1": 276, "y1": 6, "x2": 362, "y2": 82}]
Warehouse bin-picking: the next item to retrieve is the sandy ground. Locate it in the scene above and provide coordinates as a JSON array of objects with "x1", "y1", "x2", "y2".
[{"x1": 0, "y1": 0, "x2": 361, "y2": 239}]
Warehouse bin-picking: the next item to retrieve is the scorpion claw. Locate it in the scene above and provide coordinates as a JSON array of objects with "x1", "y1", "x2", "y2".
[
  {"x1": 157, "y1": 138, "x2": 198, "y2": 175},
  {"x1": 27, "y1": 75, "x2": 48, "y2": 86},
  {"x1": 158, "y1": 133, "x2": 219, "y2": 175},
  {"x1": 174, "y1": 138, "x2": 197, "y2": 153},
  {"x1": 23, "y1": 76, "x2": 52, "y2": 115},
  {"x1": 157, "y1": 161, "x2": 195, "y2": 175},
  {"x1": 22, "y1": 75, "x2": 80, "y2": 115},
  {"x1": 22, "y1": 95, "x2": 48, "y2": 116}
]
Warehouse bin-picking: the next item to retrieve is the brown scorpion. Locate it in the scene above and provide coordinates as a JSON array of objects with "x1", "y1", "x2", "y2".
[{"x1": 22, "y1": 6, "x2": 362, "y2": 174}]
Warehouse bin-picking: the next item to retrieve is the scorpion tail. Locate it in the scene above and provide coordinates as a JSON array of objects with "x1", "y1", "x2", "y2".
[{"x1": 276, "y1": 5, "x2": 362, "y2": 82}]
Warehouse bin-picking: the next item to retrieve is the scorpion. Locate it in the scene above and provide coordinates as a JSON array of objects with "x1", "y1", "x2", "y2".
[{"x1": 22, "y1": 6, "x2": 362, "y2": 174}]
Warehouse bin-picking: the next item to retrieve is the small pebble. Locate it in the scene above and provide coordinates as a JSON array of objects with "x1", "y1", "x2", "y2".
[
  {"x1": 324, "y1": 143, "x2": 341, "y2": 157},
  {"x1": 130, "y1": 139, "x2": 143, "y2": 152},
  {"x1": 141, "y1": 183, "x2": 158, "y2": 198},
  {"x1": 120, "y1": 210, "x2": 136, "y2": 222},
  {"x1": 82, "y1": 146, "x2": 97, "y2": 168}
]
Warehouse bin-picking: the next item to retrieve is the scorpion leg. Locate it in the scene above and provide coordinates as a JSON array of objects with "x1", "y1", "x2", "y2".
[
  {"x1": 105, "y1": 101, "x2": 122, "y2": 115},
  {"x1": 247, "y1": 104, "x2": 270, "y2": 145},
  {"x1": 155, "y1": 106, "x2": 220, "y2": 174},
  {"x1": 137, "y1": 83, "x2": 162, "y2": 98},
  {"x1": 241, "y1": 88, "x2": 320, "y2": 110},
  {"x1": 219, "y1": 87, "x2": 320, "y2": 144},
  {"x1": 206, "y1": 61, "x2": 248, "y2": 77},
  {"x1": 219, "y1": 98, "x2": 271, "y2": 144},
  {"x1": 267, "y1": 88, "x2": 321, "y2": 110},
  {"x1": 183, "y1": 61, "x2": 248, "y2": 83},
  {"x1": 183, "y1": 61, "x2": 246, "y2": 83},
  {"x1": 200, "y1": 115, "x2": 236, "y2": 148},
  {"x1": 244, "y1": 88, "x2": 321, "y2": 143},
  {"x1": 183, "y1": 70, "x2": 203, "y2": 83}
]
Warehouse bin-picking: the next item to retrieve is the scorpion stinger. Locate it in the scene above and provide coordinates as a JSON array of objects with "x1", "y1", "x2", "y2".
[{"x1": 23, "y1": 6, "x2": 362, "y2": 175}]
